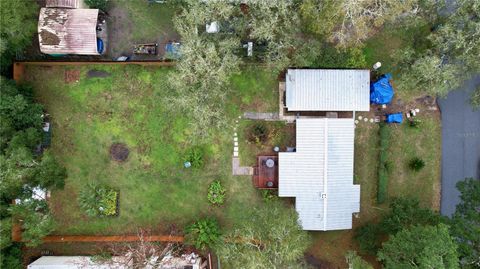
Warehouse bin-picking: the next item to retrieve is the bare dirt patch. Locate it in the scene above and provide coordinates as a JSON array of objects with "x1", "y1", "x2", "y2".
[
  {"x1": 110, "y1": 143, "x2": 130, "y2": 162},
  {"x1": 64, "y1": 70, "x2": 80, "y2": 83}
]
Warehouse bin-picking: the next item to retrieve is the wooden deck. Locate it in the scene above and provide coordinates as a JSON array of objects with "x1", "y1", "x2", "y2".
[{"x1": 253, "y1": 156, "x2": 278, "y2": 189}]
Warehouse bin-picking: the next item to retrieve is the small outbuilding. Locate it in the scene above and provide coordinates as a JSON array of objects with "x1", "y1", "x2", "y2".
[
  {"x1": 45, "y1": 0, "x2": 85, "y2": 9},
  {"x1": 38, "y1": 8, "x2": 100, "y2": 55},
  {"x1": 285, "y1": 69, "x2": 370, "y2": 112},
  {"x1": 28, "y1": 256, "x2": 131, "y2": 269}
]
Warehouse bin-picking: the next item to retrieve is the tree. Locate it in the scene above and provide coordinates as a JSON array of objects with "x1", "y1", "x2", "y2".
[
  {"x1": 0, "y1": 78, "x2": 43, "y2": 144},
  {"x1": 217, "y1": 201, "x2": 311, "y2": 268},
  {"x1": 330, "y1": 0, "x2": 424, "y2": 48},
  {"x1": 9, "y1": 200, "x2": 55, "y2": 247},
  {"x1": 299, "y1": 0, "x2": 342, "y2": 38},
  {"x1": 243, "y1": 0, "x2": 301, "y2": 69},
  {"x1": 345, "y1": 251, "x2": 373, "y2": 269},
  {"x1": 432, "y1": 0, "x2": 480, "y2": 74},
  {"x1": 84, "y1": 0, "x2": 108, "y2": 11},
  {"x1": 449, "y1": 178, "x2": 480, "y2": 268},
  {"x1": 169, "y1": 1, "x2": 240, "y2": 139},
  {"x1": 470, "y1": 85, "x2": 480, "y2": 110},
  {"x1": 185, "y1": 218, "x2": 221, "y2": 250},
  {"x1": 396, "y1": 54, "x2": 465, "y2": 97},
  {"x1": 378, "y1": 224, "x2": 459, "y2": 269},
  {"x1": 355, "y1": 198, "x2": 442, "y2": 255},
  {"x1": 0, "y1": 0, "x2": 39, "y2": 74}
]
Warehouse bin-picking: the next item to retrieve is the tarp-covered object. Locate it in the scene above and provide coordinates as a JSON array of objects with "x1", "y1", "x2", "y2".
[
  {"x1": 386, "y1": 113, "x2": 403, "y2": 123},
  {"x1": 370, "y1": 73, "x2": 394, "y2": 105}
]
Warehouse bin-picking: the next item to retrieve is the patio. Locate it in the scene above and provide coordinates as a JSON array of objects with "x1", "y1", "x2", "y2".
[{"x1": 253, "y1": 156, "x2": 278, "y2": 189}]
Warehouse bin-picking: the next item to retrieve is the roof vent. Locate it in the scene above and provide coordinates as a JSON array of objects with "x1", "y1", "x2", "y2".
[{"x1": 320, "y1": 192, "x2": 327, "y2": 199}]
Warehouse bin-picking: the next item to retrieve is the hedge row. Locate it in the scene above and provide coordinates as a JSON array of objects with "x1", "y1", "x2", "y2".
[{"x1": 377, "y1": 123, "x2": 391, "y2": 204}]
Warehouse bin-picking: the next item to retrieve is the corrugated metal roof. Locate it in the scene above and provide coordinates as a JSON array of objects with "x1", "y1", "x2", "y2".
[
  {"x1": 46, "y1": 0, "x2": 82, "y2": 8},
  {"x1": 285, "y1": 69, "x2": 370, "y2": 111},
  {"x1": 38, "y1": 8, "x2": 99, "y2": 55},
  {"x1": 279, "y1": 118, "x2": 360, "y2": 231}
]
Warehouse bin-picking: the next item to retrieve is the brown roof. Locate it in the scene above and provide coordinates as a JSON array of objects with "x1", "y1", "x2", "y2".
[
  {"x1": 38, "y1": 8, "x2": 99, "y2": 55},
  {"x1": 45, "y1": 0, "x2": 82, "y2": 8}
]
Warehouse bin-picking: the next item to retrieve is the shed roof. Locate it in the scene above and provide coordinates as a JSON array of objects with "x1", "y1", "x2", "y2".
[
  {"x1": 278, "y1": 118, "x2": 360, "y2": 231},
  {"x1": 285, "y1": 69, "x2": 370, "y2": 111},
  {"x1": 45, "y1": 0, "x2": 83, "y2": 8},
  {"x1": 38, "y1": 8, "x2": 99, "y2": 55},
  {"x1": 28, "y1": 256, "x2": 130, "y2": 269}
]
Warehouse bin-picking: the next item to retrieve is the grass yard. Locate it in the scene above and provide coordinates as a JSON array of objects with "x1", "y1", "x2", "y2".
[
  {"x1": 107, "y1": 1, "x2": 179, "y2": 59},
  {"x1": 23, "y1": 64, "x2": 266, "y2": 235},
  {"x1": 229, "y1": 66, "x2": 279, "y2": 113}
]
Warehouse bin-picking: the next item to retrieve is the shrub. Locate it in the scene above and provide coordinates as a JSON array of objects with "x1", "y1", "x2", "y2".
[
  {"x1": 185, "y1": 218, "x2": 221, "y2": 250},
  {"x1": 261, "y1": 189, "x2": 277, "y2": 203},
  {"x1": 354, "y1": 223, "x2": 382, "y2": 255},
  {"x1": 184, "y1": 146, "x2": 205, "y2": 168},
  {"x1": 78, "y1": 183, "x2": 118, "y2": 217},
  {"x1": 84, "y1": 0, "x2": 108, "y2": 11},
  {"x1": 247, "y1": 122, "x2": 269, "y2": 143},
  {"x1": 408, "y1": 157, "x2": 425, "y2": 172},
  {"x1": 207, "y1": 181, "x2": 226, "y2": 205},
  {"x1": 377, "y1": 124, "x2": 391, "y2": 204},
  {"x1": 409, "y1": 118, "x2": 422, "y2": 128}
]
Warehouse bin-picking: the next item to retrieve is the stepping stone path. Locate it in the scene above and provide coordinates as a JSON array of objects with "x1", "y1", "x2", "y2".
[{"x1": 232, "y1": 117, "x2": 254, "y2": 176}]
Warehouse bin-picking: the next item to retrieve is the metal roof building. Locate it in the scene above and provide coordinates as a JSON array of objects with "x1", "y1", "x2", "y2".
[
  {"x1": 46, "y1": 0, "x2": 84, "y2": 8},
  {"x1": 28, "y1": 256, "x2": 131, "y2": 269},
  {"x1": 278, "y1": 118, "x2": 360, "y2": 231},
  {"x1": 38, "y1": 8, "x2": 99, "y2": 55},
  {"x1": 285, "y1": 69, "x2": 370, "y2": 111}
]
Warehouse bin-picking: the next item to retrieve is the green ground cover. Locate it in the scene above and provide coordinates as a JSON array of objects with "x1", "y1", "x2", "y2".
[{"x1": 24, "y1": 65, "x2": 270, "y2": 235}]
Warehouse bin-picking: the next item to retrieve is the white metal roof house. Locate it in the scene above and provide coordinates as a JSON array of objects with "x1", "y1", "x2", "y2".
[
  {"x1": 38, "y1": 8, "x2": 99, "y2": 55},
  {"x1": 279, "y1": 118, "x2": 360, "y2": 231},
  {"x1": 285, "y1": 69, "x2": 370, "y2": 111}
]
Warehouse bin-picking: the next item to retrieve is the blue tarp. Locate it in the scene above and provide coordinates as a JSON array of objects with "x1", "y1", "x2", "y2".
[
  {"x1": 165, "y1": 42, "x2": 181, "y2": 60},
  {"x1": 386, "y1": 113, "x2": 403, "y2": 123},
  {"x1": 370, "y1": 73, "x2": 394, "y2": 105}
]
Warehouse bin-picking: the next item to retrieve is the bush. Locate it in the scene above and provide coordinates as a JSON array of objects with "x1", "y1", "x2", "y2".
[
  {"x1": 185, "y1": 218, "x2": 221, "y2": 250},
  {"x1": 261, "y1": 189, "x2": 277, "y2": 203},
  {"x1": 408, "y1": 157, "x2": 425, "y2": 172},
  {"x1": 207, "y1": 181, "x2": 226, "y2": 205},
  {"x1": 1, "y1": 243, "x2": 23, "y2": 269},
  {"x1": 409, "y1": 118, "x2": 422, "y2": 128},
  {"x1": 377, "y1": 124, "x2": 391, "y2": 204},
  {"x1": 78, "y1": 183, "x2": 118, "y2": 217},
  {"x1": 84, "y1": 0, "x2": 108, "y2": 11},
  {"x1": 355, "y1": 223, "x2": 382, "y2": 255},
  {"x1": 184, "y1": 146, "x2": 205, "y2": 168},
  {"x1": 247, "y1": 122, "x2": 269, "y2": 144}
]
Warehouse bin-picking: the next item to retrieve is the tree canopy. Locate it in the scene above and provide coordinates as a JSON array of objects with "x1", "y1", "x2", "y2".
[
  {"x1": 217, "y1": 201, "x2": 311, "y2": 268},
  {"x1": 378, "y1": 224, "x2": 459, "y2": 269},
  {"x1": 449, "y1": 178, "x2": 480, "y2": 268},
  {"x1": 0, "y1": 0, "x2": 39, "y2": 74}
]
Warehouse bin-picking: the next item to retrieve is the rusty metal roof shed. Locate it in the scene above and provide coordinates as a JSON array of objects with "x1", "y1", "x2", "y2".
[
  {"x1": 38, "y1": 8, "x2": 99, "y2": 55},
  {"x1": 45, "y1": 0, "x2": 84, "y2": 9}
]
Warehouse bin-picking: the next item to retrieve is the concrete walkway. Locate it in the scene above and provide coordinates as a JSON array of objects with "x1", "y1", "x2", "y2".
[
  {"x1": 231, "y1": 119, "x2": 254, "y2": 176},
  {"x1": 243, "y1": 112, "x2": 279, "y2": 120},
  {"x1": 437, "y1": 75, "x2": 480, "y2": 216}
]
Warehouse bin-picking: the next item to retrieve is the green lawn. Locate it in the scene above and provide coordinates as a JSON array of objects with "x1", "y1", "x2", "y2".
[
  {"x1": 24, "y1": 64, "x2": 263, "y2": 235},
  {"x1": 229, "y1": 66, "x2": 279, "y2": 113}
]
